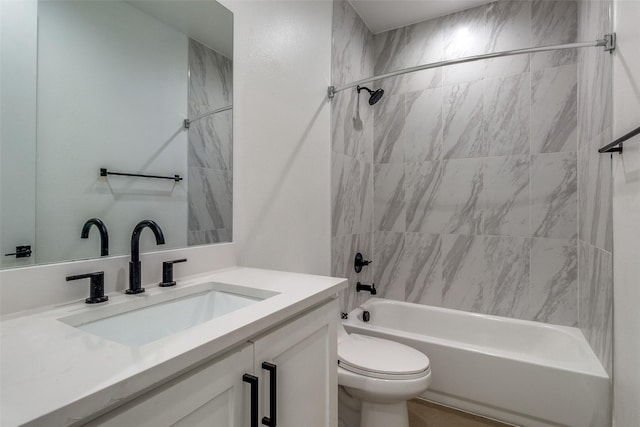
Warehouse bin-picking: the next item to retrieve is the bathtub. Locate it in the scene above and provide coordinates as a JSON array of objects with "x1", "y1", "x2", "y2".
[{"x1": 343, "y1": 298, "x2": 610, "y2": 427}]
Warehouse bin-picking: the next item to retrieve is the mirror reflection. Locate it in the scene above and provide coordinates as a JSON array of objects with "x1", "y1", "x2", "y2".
[{"x1": 0, "y1": 0, "x2": 233, "y2": 268}]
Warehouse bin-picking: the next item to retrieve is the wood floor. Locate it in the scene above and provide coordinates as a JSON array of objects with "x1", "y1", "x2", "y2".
[{"x1": 408, "y1": 399, "x2": 516, "y2": 427}]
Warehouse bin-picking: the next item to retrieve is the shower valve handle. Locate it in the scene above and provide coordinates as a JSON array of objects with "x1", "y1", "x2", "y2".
[{"x1": 354, "y1": 253, "x2": 372, "y2": 273}]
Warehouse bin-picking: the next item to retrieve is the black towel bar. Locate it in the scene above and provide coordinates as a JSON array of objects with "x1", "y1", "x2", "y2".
[
  {"x1": 598, "y1": 125, "x2": 640, "y2": 154},
  {"x1": 100, "y1": 168, "x2": 182, "y2": 182}
]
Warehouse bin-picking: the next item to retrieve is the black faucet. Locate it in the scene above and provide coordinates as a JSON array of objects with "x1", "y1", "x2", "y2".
[
  {"x1": 356, "y1": 282, "x2": 377, "y2": 295},
  {"x1": 127, "y1": 220, "x2": 165, "y2": 294},
  {"x1": 81, "y1": 218, "x2": 109, "y2": 256}
]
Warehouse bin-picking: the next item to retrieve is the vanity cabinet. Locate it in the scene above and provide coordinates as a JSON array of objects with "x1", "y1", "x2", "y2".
[
  {"x1": 85, "y1": 344, "x2": 253, "y2": 427},
  {"x1": 252, "y1": 300, "x2": 338, "y2": 427},
  {"x1": 85, "y1": 300, "x2": 337, "y2": 427}
]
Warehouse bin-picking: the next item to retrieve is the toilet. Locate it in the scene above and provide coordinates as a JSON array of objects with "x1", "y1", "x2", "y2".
[{"x1": 337, "y1": 325, "x2": 431, "y2": 427}]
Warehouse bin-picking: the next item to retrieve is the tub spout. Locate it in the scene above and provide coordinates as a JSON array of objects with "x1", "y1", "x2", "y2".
[{"x1": 356, "y1": 282, "x2": 376, "y2": 295}]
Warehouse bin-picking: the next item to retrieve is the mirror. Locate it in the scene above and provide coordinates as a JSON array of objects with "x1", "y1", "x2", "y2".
[{"x1": 0, "y1": 0, "x2": 233, "y2": 268}]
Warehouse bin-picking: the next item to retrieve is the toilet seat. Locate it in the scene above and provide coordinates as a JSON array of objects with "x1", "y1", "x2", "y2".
[{"x1": 338, "y1": 334, "x2": 430, "y2": 380}]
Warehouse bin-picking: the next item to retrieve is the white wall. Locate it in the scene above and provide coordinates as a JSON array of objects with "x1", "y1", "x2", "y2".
[
  {"x1": 35, "y1": 1, "x2": 189, "y2": 264},
  {"x1": 223, "y1": 0, "x2": 333, "y2": 275},
  {"x1": 1, "y1": 0, "x2": 334, "y2": 314},
  {"x1": 0, "y1": 0, "x2": 37, "y2": 268},
  {"x1": 612, "y1": 0, "x2": 640, "y2": 425}
]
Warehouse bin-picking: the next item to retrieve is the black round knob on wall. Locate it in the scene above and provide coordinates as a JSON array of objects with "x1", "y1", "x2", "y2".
[{"x1": 354, "y1": 252, "x2": 372, "y2": 273}]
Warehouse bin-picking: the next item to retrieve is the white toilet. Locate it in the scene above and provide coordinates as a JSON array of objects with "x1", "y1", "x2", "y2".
[{"x1": 337, "y1": 325, "x2": 432, "y2": 427}]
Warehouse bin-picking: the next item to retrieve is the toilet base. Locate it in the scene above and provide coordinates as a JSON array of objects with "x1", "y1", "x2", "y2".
[{"x1": 360, "y1": 400, "x2": 409, "y2": 427}]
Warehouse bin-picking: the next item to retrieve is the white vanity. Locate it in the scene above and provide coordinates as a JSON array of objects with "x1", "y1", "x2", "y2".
[{"x1": 0, "y1": 267, "x2": 346, "y2": 427}]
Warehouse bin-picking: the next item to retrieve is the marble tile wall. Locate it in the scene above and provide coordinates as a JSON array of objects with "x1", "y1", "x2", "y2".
[
  {"x1": 331, "y1": 0, "x2": 375, "y2": 313},
  {"x1": 187, "y1": 39, "x2": 233, "y2": 245},
  {"x1": 576, "y1": 0, "x2": 614, "y2": 377},
  {"x1": 332, "y1": 2, "x2": 613, "y2": 374},
  {"x1": 366, "y1": 1, "x2": 581, "y2": 326}
]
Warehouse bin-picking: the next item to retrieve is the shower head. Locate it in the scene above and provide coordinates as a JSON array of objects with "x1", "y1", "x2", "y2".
[{"x1": 357, "y1": 85, "x2": 384, "y2": 105}]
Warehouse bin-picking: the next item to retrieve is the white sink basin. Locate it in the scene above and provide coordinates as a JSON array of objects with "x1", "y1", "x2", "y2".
[{"x1": 59, "y1": 282, "x2": 277, "y2": 346}]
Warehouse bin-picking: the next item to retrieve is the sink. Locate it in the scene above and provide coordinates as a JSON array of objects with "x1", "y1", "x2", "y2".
[{"x1": 59, "y1": 282, "x2": 277, "y2": 346}]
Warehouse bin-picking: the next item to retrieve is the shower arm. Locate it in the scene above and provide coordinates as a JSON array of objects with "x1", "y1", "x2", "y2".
[
  {"x1": 184, "y1": 105, "x2": 232, "y2": 129},
  {"x1": 327, "y1": 34, "x2": 616, "y2": 99}
]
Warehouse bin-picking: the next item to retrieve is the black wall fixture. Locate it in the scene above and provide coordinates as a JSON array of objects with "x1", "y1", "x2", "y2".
[
  {"x1": 4, "y1": 245, "x2": 32, "y2": 258},
  {"x1": 100, "y1": 168, "x2": 182, "y2": 182},
  {"x1": 598, "y1": 124, "x2": 640, "y2": 154},
  {"x1": 356, "y1": 282, "x2": 377, "y2": 295},
  {"x1": 354, "y1": 253, "x2": 372, "y2": 273},
  {"x1": 81, "y1": 218, "x2": 109, "y2": 256}
]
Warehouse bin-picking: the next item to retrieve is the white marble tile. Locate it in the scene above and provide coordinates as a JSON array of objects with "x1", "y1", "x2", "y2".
[
  {"x1": 374, "y1": 93, "x2": 406, "y2": 164},
  {"x1": 484, "y1": 0, "x2": 531, "y2": 79},
  {"x1": 531, "y1": 0, "x2": 578, "y2": 71},
  {"x1": 405, "y1": 17, "x2": 443, "y2": 67},
  {"x1": 530, "y1": 152, "x2": 577, "y2": 238},
  {"x1": 483, "y1": 235, "x2": 529, "y2": 319},
  {"x1": 187, "y1": 167, "x2": 232, "y2": 233},
  {"x1": 373, "y1": 231, "x2": 406, "y2": 301},
  {"x1": 484, "y1": 73, "x2": 530, "y2": 156},
  {"x1": 531, "y1": 64, "x2": 577, "y2": 153},
  {"x1": 442, "y1": 4, "x2": 488, "y2": 85},
  {"x1": 374, "y1": 27, "x2": 406, "y2": 75},
  {"x1": 405, "y1": 159, "x2": 483, "y2": 235},
  {"x1": 581, "y1": 130, "x2": 614, "y2": 251},
  {"x1": 443, "y1": 81, "x2": 486, "y2": 159},
  {"x1": 332, "y1": 152, "x2": 373, "y2": 237},
  {"x1": 530, "y1": 237, "x2": 578, "y2": 326},
  {"x1": 404, "y1": 87, "x2": 442, "y2": 162},
  {"x1": 332, "y1": 0, "x2": 374, "y2": 87},
  {"x1": 187, "y1": 39, "x2": 233, "y2": 245},
  {"x1": 440, "y1": 234, "x2": 486, "y2": 312},
  {"x1": 188, "y1": 39, "x2": 232, "y2": 116},
  {"x1": 374, "y1": 163, "x2": 405, "y2": 232},
  {"x1": 577, "y1": 41, "x2": 613, "y2": 144},
  {"x1": 579, "y1": 243, "x2": 613, "y2": 376},
  {"x1": 405, "y1": 161, "x2": 442, "y2": 234},
  {"x1": 398, "y1": 18, "x2": 443, "y2": 93},
  {"x1": 188, "y1": 110, "x2": 233, "y2": 171},
  {"x1": 483, "y1": 156, "x2": 529, "y2": 237},
  {"x1": 440, "y1": 159, "x2": 484, "y2": 234},
  {"x1": 403, "y1": 233, "x2": 442, "y2": 305},
  {"x1": 577, "y1": 137, "x2": 591, "y2": 243}
]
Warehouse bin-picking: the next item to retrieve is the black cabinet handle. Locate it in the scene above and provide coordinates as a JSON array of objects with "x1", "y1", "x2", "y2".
[
  {"x1": 261, "y1": 362, "x2": 277, "y2": 426},
  {"x1": 243, "y1": 374, "x2": 259, "y2": 427}
]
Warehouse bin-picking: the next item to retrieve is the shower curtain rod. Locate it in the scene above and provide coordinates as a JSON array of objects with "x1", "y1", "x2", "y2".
[
  {"x1": 183, "y1": 105, "x2": 232, "y2": 129},
  {"x1": 327, "y1": 33, "x2": 616, "y2": 98}
]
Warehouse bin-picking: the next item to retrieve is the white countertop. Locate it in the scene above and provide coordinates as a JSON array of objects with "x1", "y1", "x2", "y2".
[{"x1": 0, "y1": 267, "x2": 347, "y2": 427}]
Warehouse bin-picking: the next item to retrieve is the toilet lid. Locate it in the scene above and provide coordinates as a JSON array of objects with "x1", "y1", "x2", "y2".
[{"x1": 338, "y1": 334, "x2": 430, "y2": 379}]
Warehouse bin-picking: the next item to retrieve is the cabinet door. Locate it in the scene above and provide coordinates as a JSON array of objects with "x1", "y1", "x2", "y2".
[
  {"x1": 86, "y1": 344, "x2": 254, "y2": 427},
  {"x1": 252, "y1": 300, "x2": 338, "y2": 427}
]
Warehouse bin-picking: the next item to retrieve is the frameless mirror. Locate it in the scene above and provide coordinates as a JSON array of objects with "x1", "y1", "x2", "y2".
[{"x1": 0, "y1": 0, "x2": 233, "y2": 268}]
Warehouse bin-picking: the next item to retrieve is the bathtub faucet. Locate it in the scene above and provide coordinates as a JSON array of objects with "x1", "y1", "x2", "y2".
[{"x1": 356, "y1": 282, "x2": 377, "y2": 295}]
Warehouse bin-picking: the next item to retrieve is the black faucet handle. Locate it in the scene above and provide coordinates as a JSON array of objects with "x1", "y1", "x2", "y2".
[
  {"x1": 66, "y1": 271, "x2": 108, "y2": 304},
  {"x1": 160, "y1": 258, "x2": 187, "y2": 287},
  {"x1": 354, "y1": 253, "x2": 372, "y2": 273}
]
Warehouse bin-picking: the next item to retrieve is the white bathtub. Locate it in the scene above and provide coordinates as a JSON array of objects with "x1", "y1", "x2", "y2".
[{"x1": 343, "y1": 298, "x2": 610, "y2": 427}]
